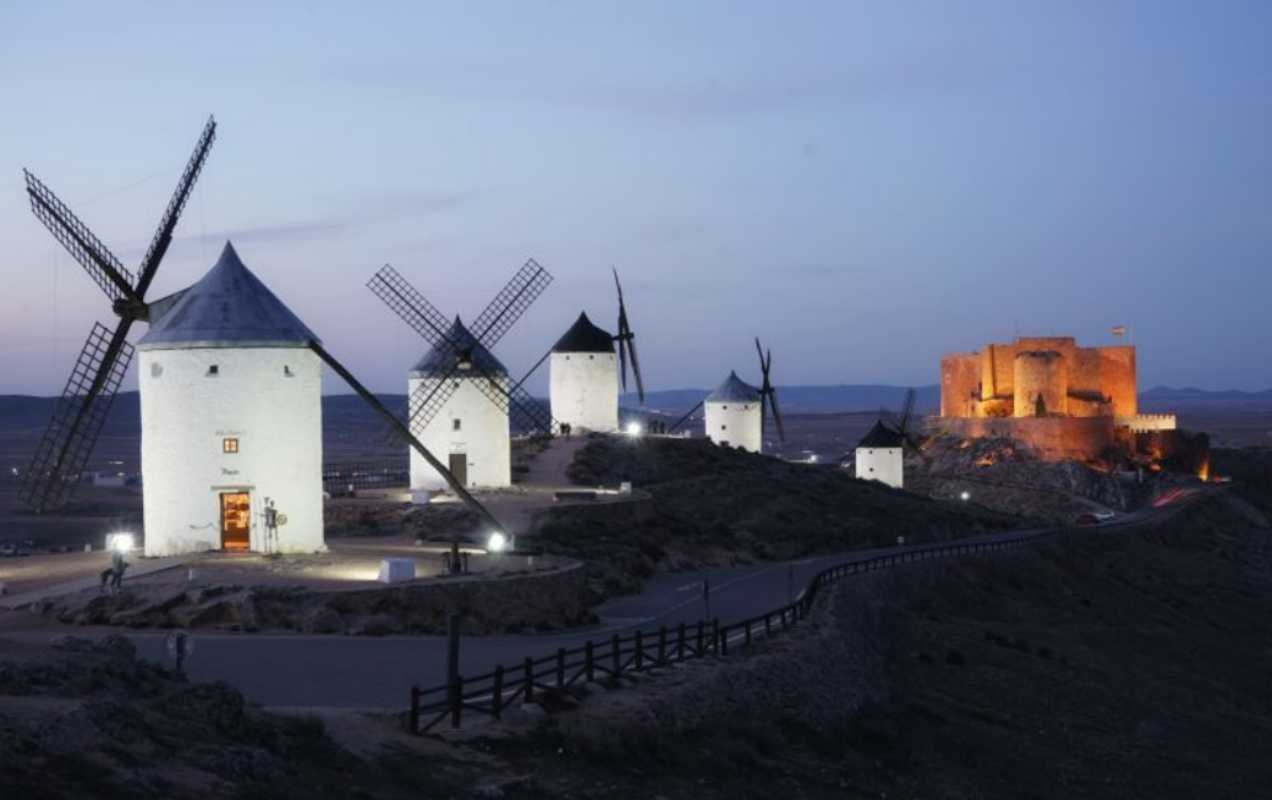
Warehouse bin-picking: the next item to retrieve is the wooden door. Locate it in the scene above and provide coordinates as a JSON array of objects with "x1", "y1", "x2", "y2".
[
  {"x1": 220, "y1": 492, "x2": 251, "y2": 551},
  {"x1": 448, "y1": 453, "x2": 468, "y2": 487}
]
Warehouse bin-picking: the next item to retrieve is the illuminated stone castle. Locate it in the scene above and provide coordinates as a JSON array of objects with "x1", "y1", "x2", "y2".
[{"x1": 935, "y1": 336, "x2": 1175, "y2": 461}]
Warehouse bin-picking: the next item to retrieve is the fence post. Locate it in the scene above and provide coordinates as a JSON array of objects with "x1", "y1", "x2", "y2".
[
  {"x1": 635, "y1": 630, "x2": 644, "y2": 670},
  {"x1": 677, "y1": 622, "x2": 686, "y2": 660},
  {"x1": 492, "y1": 666, "x2": 504, "y2": 720},
  {"x1": 712, "y1": 618, "x2": 720, "y2": 655},
  {"x1": 557, "y1": 647, "x2": 565, "y2": 688},
  {"x1": 658, "y1": 626, "x2": 667, "y2": 665},
  {"x1": 450, "y1": 674, "x2": 463, "y2": 728},
  {"x1": 586, "y1": 640, "x2": 595, "y2": 682},
  {"x1": 611, "y1": 634, "x2": 621, "y2": 676},
  {"x1": 524, "y1": 657, "x2": 534, "y2": 703},
  {"x1": 696, "y1": 621, "x2": 704, "y2": 655},
  {"x1": 408, "y1": 686, "x2": 420, "y2": 734}
]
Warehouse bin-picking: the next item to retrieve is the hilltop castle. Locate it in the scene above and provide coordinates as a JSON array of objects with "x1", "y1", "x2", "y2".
[{"x1": 934, "y1": 336, "x2": 1175, "y2": 461}]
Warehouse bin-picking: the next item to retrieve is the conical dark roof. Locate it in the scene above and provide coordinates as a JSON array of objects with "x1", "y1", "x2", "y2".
[
  {"x1": 857, "y1": 420, "x2": 905, "y2": 448},
  {"x1": 706, "y1": 371, "x2": 760, "y2": 403},
  {"x1": 552, "y1": 312, "x2": 614, "y2": 353},
  {"x1": 138, "y1": 242, "x2": 318, "y2": 350},
  {"x1": 411, "y1": 316, "x2": 509, "y2": 377}
]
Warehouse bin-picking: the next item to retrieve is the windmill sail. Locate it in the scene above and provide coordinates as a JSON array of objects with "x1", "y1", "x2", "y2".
[{"x1": 19, "y1": 116, "x2": 216, "y2": 511}]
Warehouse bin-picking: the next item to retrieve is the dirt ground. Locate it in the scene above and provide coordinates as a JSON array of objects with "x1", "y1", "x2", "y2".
[{"x1": 4, "y1": 482, "x2": 1269, "y2": 798}]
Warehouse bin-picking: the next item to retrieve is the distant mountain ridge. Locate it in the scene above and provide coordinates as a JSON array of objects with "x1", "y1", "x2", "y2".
[{"x1": 627, "y1": 385, "x2": 942, "y2": 415}]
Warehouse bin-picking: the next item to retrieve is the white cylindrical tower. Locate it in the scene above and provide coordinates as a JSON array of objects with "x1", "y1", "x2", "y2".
[
  {"x1": 549, "y1": 312, "x2": 618, "y2": 433},
  {"x1": 854, "y1": 420, "x2": 905, "y2": 489},
  {"x1": 703, "y1": 371, "x2": 763, "y2": 453},
  {"x1": 137, "y1": 242, "x2": 324, "y2": 557},
  {"x1": 409, "y1": 317, "x2": 511, "y2": 491}
]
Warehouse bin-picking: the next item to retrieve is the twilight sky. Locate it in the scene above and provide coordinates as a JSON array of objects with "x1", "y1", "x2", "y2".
[{"x1": 2, "y1": 1, "x2": 1270, "y2": 396}]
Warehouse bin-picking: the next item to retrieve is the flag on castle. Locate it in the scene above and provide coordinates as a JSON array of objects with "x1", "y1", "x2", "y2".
[{"x1": 1111, "y1": 325, "x2": 1127, "y2": 337}]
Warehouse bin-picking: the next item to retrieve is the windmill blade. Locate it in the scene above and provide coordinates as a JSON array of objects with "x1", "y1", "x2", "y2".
[
  {"x1": 407, "y1": 365, "x2": 465, "y2": 429},
  {"x1": 367, "y1": 264, "x2": 453, "y2": 347},
  {"x1": 509, "y1": 346, "x2": 552, "y2": 398},
  {"x1": 20, "y1": 320, "x2": 136, "y2": 512},
  {"x1": 617, "y1": 326, "x2": 628, "y2": 392},
  {"x1": 23, "y1": 170, "x2": 137, "y2": 304},
  {"x1": 469, "y1": 258, "x2": 553, "y2": 350},
  {"x1": 898, "y1": 388, "x2": 916, "y2": 436},
  {"x1": 625, "y1": 333, "x2": 646, "y2": 404},
  {"x1": 307, "y1": 340, "x2": 506, "y2": 534},
  {"x1": 667, "y1": 400, "x2": 704, "y2": 433},
  {"x1": 466, "y1": 365, "x2": 555, "y2": 435},
  {"x1": 134, "y1": 115, "x2": 217, "y2": 296},
  {"x1": 768, "y1": 384, "x2": 786, "y2": 443}
]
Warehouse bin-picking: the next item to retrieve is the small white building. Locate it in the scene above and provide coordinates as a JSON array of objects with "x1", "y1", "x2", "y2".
[
  {"x1": 549, "y1": 312, "x2": 618, "y2": 433},
  {"x1": 704, "y1": 371, "x2": 763, "y2": 453},
  {"x1": 138, "y1": 242, "x2": 325, "y2": 557},
  {"x1": 409, "y1": 317, "x2": 511, "y2": 491},
  {"x1": 855, "y1": 421, "x2": 905, "y2": 489}
]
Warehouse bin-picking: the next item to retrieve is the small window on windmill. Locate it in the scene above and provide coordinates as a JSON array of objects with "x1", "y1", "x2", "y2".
[
  {"x1": 722, "y1": 405, "x2": 728, "y2": 410},
  {"x1": 151, "y1": 363, "x2": 163, "y2": 378},
  {"x1": 223, "y1": 438, "x2": 239, "y2": 454},
  {"x1": 452, "y1": 381, "x2": 460, "y2": 388},
  {"x1": 284, "y1": 365, "x2": 294, "y2": 377},
  {"x1": 207, "y1": 365, "x2": 219, "y2": 377},
  {"x1": 721, "y1": 424, "x2": 728, "y2": 431},
  {"x1": 453, "y1": 418, "x2": 462, "y2": 432},
  {"x1": 589, "y1": 354, "x2": 594, "y2": 360}
]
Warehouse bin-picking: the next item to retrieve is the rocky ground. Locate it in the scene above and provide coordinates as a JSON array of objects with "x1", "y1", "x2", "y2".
[
  {"x1": 5, "y1": 470, "x2": 1268, "y2": 798},
  {"x1": 901, "y1": 434, "x2": 1164, "y2": 521},
  {"x1": 536, "y1": 435, "x2": 1025, "y2": 600}
]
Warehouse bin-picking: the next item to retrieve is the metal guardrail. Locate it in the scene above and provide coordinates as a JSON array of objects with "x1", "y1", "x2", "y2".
[{"x1": 407, "y1": 525, "x2": 1061, "y2": 734}]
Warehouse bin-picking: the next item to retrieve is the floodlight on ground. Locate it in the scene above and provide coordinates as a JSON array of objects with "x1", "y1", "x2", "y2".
[
  {"x1": 487, "y1": 531, "x2": 508, "y2": 553},
  {"x1": 107, "y1": 532, "x2": 134, "y2": 552},
  {"x1": 626, "y1": 421, "x2": 643, "y2": 438}
]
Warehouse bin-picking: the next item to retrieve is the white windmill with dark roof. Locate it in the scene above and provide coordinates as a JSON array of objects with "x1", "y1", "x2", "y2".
[
  {"x1": 543, "y1": 270, "x2": 645, "y2": 434},
  {"x1": 367, "y1": 262, "x2": 554, "y2": 494},
  {"x1": 854, "y1": 388, "x2": 922, "y2": 489},
  {"x1": 682, "y1": 338, "x2": 785, "y2": 454},
  {"x1": 139, "y1": 242, "x2": 325, "y2": 555}
]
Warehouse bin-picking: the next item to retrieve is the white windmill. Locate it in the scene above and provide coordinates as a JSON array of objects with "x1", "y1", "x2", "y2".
[
  {"x1": 854, "y1": 388, "x2": 923, "y2": 489},
  {"x1": 544, "y1": 270, "x2": 645, "y2": 434},
  {"x1": 367, "y1": 263, "x2": 554, "y2": 495},
  {"x1": 673, "y1": 338, "x2": 785, "y2": 454},
  {"x1": 138, "y1": 242, "x2": 325, "y2": 555}
]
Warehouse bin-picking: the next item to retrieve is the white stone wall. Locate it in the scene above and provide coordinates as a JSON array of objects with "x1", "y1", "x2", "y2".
[
  {"x1": 408, "y1": 374, "x2": 511, "y2": 490},
  {"x1": 855, "y1": 446, "x2": 904, "y2": 489},
  {"x1": 549, "y1": 351, "x2": 618, "y2": 433},
  {"x1": 704, "y1": 401, "x2": 763, "y2": 453},
  {"x1": 138, "y1": 347, "x2": 324, "y2": 557},
  {"x1": 1116, "y1": 413, "x2": 1177, "y2": 432}
]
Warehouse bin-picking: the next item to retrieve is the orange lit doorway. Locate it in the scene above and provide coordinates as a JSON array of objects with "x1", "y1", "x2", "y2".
[{"x1": 219, "y1": 492, "x2": 251, "y2": 551}]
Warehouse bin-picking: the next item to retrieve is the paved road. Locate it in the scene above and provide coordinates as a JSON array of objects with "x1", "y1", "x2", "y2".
[{"x1": 8, "y1": 488, "x2": 1205, "y2": 709}]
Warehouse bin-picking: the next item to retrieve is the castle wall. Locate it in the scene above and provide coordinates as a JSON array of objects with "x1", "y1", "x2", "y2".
[
  {"x1": 1013, "y1": 350, "x2": 1068, "y2": 417},
  {"x1": 940, "y1": 353, "x2": 980, "y2": 418},
  {"x1": 927, "y1": 415, "x2": 1116, "y2": 462},
  {"x1": 1069, "y1": 347, "x2": 1102, "y2": 398},
  {"x1": 1099, "y1": 346, "x2": 1137, "y2": 417}
]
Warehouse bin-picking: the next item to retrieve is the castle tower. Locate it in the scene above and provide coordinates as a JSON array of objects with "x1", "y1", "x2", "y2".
[
  {"x1": 549, "y1": 312, "x2": 618, "y2": 433},
  {"x1": 409, "y1": 317, "x2": 511, "y2": 491},
  {"x1": 1013, "y1": 350, "x2": 1068, "y2": 417},
  {"x1": 704, "y1": 371, "x2": 762, "y2": 453},
  {"x1": 855, "y1": 420, "x2": 905, "y2": 489},
  {"x1": 137, "y1": 242, "x2": 324, "y2": 557}
]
